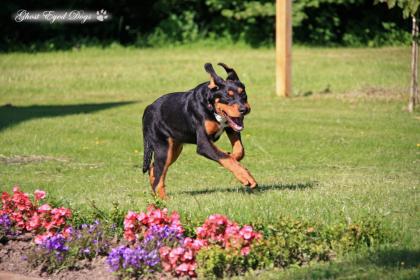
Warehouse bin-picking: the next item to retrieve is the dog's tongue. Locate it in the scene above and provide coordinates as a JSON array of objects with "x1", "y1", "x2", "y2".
[{"x1": 227, "y1": 116, "x2": 244, "y2": 132}]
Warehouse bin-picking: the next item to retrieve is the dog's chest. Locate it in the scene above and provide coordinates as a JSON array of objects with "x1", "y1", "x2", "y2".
[
  {"x1": 213, "y1": 123, "x2": 226, "y2": 139},
  {"x1": 205, "y1": 116, "x2": 228, "y2": 141}
]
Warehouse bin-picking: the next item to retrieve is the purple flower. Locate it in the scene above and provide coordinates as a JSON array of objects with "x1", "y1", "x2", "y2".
[
  {"x1": 144, "y1": 225, "x2": 184, "y2": 247},
  {"x1": 40, "y1": 234, "x2": 69, "y2": 253},
  {"x1": 88, "y1": 221, "x2": 99, "y2": 234},
  {"x1": 106, "y1": 224, "x2": 185, "y2": 274},
  {"x1": 0, "y1": 214, "x2": 12, "y2": 235},
  {"x1": 107, "y1": 246, "x2": 128, "y2": 271},
  {"x1": 107, "y1": 245, "x2": 160, "y2": 273},
  {"x1": 37, "y1": 234, "x2": 69, "y2": 262},
  {"x1": 82, "y1": 248, "x2": 91, "y2": 255}
]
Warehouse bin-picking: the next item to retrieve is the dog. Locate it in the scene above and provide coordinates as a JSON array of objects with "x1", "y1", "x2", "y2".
[{"x1": 142, "y1": 63, "x2": 257, "y2": 199}]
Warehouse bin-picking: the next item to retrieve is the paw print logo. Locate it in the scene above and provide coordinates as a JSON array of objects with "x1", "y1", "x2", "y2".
[{"x1": 96, "y1": 9, "x2": 108, "y2": 22}]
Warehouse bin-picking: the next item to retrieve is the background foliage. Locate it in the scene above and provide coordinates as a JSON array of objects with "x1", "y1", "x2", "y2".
[{"x1": 0, "y1": 0, "x2": 412, "y2": 51}]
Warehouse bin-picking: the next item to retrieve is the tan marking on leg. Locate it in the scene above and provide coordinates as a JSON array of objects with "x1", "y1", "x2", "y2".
[
  {"x1": 227, "y1": 132, "x2": 244, "y2": 161},
  {"x1": 155, "y1": 138, "x2": 183, "y2": 200},
  {"x1": 155, "y1": 180, "x2": 167, "y2": 199},
  {"x1": 148, "y1": 165, "x2": 155, "y2": 188},
  {"x1": 219, "y1": 156, "x2": 257, "y2": 188}
]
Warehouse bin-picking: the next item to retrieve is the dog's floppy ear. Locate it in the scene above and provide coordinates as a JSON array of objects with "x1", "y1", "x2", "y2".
[
  {"x1": 204, "y1": 63, "x2": 224, "y2": 89},
  {"x1": 218, "y1": 62, "x2": 239, "y2": 81}
]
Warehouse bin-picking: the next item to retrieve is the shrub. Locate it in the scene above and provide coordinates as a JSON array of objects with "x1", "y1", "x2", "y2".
[
  {"x1": 144, "y1": 11, "x2": 200, "y2": 47},
  {"x1": 196, "y1": 246, "x2": 249, "y2": 279},
  {"x1": 196, "y1": 216, "x2": 393, "y2": 278},
  {"x1": 321, "y1": 218, "x2": 393, "y2": 253}
]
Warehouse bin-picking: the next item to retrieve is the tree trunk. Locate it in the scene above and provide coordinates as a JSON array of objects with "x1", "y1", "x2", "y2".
[{"x1": 408, "y1": 14, "x2": 419, "y2": 112}]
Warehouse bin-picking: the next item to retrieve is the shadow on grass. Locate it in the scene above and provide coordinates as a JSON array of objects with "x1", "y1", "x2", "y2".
[
  {"x1": 366, "y1": 248, "x2": 420, "y2": 268},
  {"x1": 179, "y1": 181, "x2": 316, "y2": 196},
  {"x1": 0, "y1": 101, "x2": 138, "y2": 131},
  {"x1": 274, "y1": 248, "x2": 420, "y2": 279}
]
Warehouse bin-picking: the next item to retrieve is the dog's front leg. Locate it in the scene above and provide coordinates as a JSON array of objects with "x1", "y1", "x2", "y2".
[
  {"x1": 226, "y1": 128, "x2": 244, "y2": 161},
  {"x1": 196, "y1": 130, "x2": 257, "y2": 188}
]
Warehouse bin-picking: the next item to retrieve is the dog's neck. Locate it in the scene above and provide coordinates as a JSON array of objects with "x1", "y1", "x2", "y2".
[{"x1": 214, "y1": 113, "x2": 228, "y2": 128}]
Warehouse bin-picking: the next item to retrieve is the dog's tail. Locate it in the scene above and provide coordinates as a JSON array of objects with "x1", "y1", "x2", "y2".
[
  {"x1": 142, "y1": 108, "x2": 154, "y2": 174},
  {"x1": 142, "y1": 137, "x2": 153, "y2": 173}
]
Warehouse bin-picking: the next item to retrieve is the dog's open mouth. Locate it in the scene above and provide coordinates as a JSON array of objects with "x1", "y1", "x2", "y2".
[{"x1": 222, "y1": 111, "x2": 244, "y2": 132}]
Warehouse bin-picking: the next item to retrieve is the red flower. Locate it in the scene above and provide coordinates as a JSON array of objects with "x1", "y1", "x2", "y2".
[{"x1": 1, "y1": 187, "x2": 71, "y2": 242}]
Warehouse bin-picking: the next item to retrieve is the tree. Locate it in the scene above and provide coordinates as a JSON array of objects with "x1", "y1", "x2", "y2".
[{"x1": 377, "y1": 0, "x2": 420, "y2": 112}]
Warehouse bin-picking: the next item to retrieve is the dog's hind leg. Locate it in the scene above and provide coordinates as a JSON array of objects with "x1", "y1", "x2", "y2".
[{"x1": 150, "y1": 138, "x2": 183, "y2": 199}]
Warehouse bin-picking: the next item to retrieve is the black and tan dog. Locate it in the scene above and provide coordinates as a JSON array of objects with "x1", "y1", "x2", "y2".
[{"x1": 142, "y1": 63, "x2": 257, "y2": 199}]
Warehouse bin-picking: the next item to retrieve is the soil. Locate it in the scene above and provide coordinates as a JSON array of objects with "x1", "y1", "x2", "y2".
[
  {"x1": 0, "y1": 154, "x2": 70, "y2": 165},
  {"x1": 0, "y1": 237, "x2": 116, "y2": 280}
]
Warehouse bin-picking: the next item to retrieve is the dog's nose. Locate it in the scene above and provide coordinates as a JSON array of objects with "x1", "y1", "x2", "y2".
[{"x1": 239, "y1": 106, "x2": 249, "y2": 115}]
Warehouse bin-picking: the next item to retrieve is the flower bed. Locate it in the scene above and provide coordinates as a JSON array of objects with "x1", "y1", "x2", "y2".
[{"x1": 0, "y1": 186, "x2": 391, "y2": 279}]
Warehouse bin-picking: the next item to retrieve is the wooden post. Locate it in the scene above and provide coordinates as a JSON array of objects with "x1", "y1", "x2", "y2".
[
  {"x1": 276, "y1": 0, "x2": 292, "y2": 97},
  {"x1": 408, "y1": 14, "x2": 419, "y2": 112}
]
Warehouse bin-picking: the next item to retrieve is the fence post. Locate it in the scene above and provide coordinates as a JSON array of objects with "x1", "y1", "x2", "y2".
[{"x1": 276, "y1": 0, "x2": 292, "y2": 97}]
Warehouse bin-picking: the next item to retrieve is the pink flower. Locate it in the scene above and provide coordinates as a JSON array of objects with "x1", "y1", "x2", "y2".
[
  {"x1": 162, "y1": 262, "x2": 172, "y2": 272},
  {"x1": 27, "y1": 213, "x2": 41, "y2": 231},
  {"x1": 124, "y1": 230, "x2": 135, "y2": 242},
  {"x1": 137, "y1": 212, "x2": 148, "y2": 224},
  {"x1": 171, "y1": 247, "x2": 185, "y2": 257},
  {"x1": 34, "y1": 234, "x2": 46, "y2": 245},
  {"x1": 123, "y1": 206, "x2": 184, "y2": 243},
  {"x1": 159, "y1": 246, "x2": 171, "y2": 257},
  {"x1": 196, "y1": 226, "x2": 205, "y2": 236},
  {"x1": 240, "y1": 225, "x2": 253, "y2": 240},
  {"x1": 241, "y1": 246, "x2": 251, "y2": 256},
  {"x1": 34, "y1": 232, "x2": 54, "y2": 245},
  {"x1": 34, "y1": 190, "x2": 46, "y2": 201},
  {"x1": 38, "y1": 204, "x2": 52, "y2": 212},
  {"x1": 176, "y1": 263, "x2": 189, "y2": 272},
  {"x1": 182, "y1": 249, "x2": 194, "y2": 261},
  {"x1": 192, "y1": 239, "x2": 206, "y2": 250},
  {"x1": 51, "y1": 207, "x2": 71, "y2": 217},
  {"x1": 62, "y1": 226, "x2": 73, "y2": 238}
]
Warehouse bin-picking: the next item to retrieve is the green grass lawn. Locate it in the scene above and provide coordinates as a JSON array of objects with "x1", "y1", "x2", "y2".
[{"x1": 0, "y1": 45, "x2": 419, "y2": 278}]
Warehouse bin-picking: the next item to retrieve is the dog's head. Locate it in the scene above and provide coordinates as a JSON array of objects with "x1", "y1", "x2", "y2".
[{"x1": 205, "y1": 62, "x2": 251, "y2": 132}]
